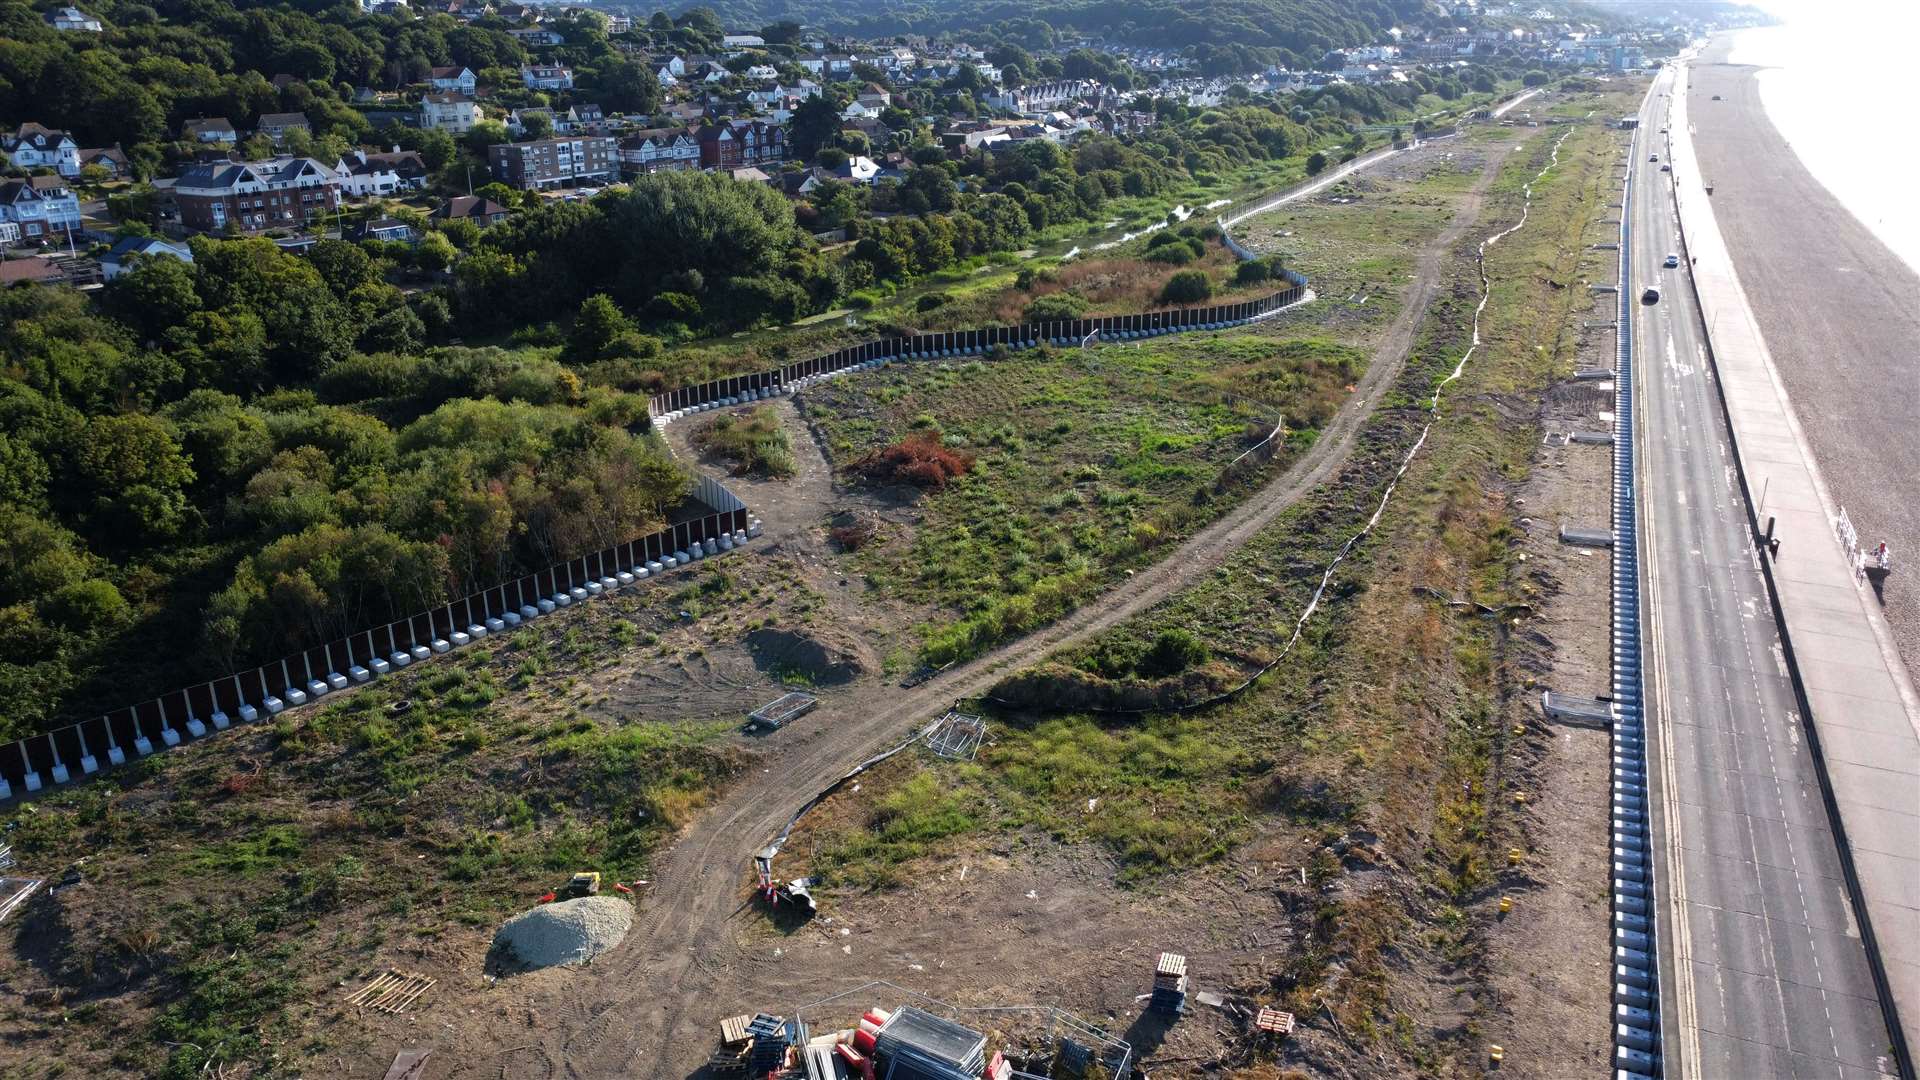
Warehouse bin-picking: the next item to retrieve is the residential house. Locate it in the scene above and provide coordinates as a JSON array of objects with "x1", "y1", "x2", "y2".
[
  {"x1": 604, "y1": 14, "x2": 631, "y2": 34},
  {"x1": 100, "y1": 235, "x2": 193, "y2": 279},
  {"x1": 182, "y1": 117, "x2": 238, "y2": 145},
  {"x1": 0, "y1": 221, "x2": 21, "y2": 246},
  {"x1": 77, "y1": 145, "x2": 130, "y2": 178},
  {"x1": 727, "y1": 166, "x2": 771, "y2": 184},
  {"x1": 556, "y1": 104, "x2": 604, "y2": 132},
  {"x1": 828, "y1": 154, "x2": 880, "y2": 184},
  {"x1": 420, "y1": 94, "x2": 481, "y2": 134},
  {"x1": 336, "y1": 148, "x2": 430, "y2": 196},
  {"x1": 168, "y1": 156, "x2": 341, "y2": 233},
  {"x1": 428, "y1": 66, "x2": 478, "y2": 94},
  {"x1": 694, "y1": 119, "x2": 786, "y2": 169},
  {"x1": 257, "y1": 112, "x2": 311, "y2": 145},
  {"x1": 343, "y1": 217, "x2": 417, "y2": 243},
  {"x1": 655, "y1": 66, "x2": 679, "y2": 88},
  {"x1": 855, "y1": 84, "x2": 891, "y2": 111},
  {"x1": 657, "y1": 55, "x2": 688, "y2": 78},
  {"x1": 433, "y1": 195, "x2": 512, "y2": 225},
  {"x1": 46, "y1": 6, "x2": 101, "y2": 31},
  {"x1": 618, "y1": 127, "x2": 700, "y2": 175},
  {"x1": 721, "y1": 33, "x2": 764, "y2": 48},
  {"x1": 661, "y1": 101, "x2": 709, "y2": 125},
  {"x1": 0, "y1": 177, "x2": 83, "y2": 239},
  {"x1": 2, "y1": 123, "x2": 81, "y2": 177},
  {"x1": 486, "y1": 136, "x2": 617, "y2": 189},
  {"x1": 510, "y1": 28, "x2": 565, "y2": 46},
  {"x1": 877, "y1": 46, "x2": 916, "y2": 70},
  {"x1": 744, "y1": 64, "x2": 778, "y2": 81},
  {"x1": 521, "y1": 65, "x2": 575, "y2": 91},
  {"x1": 0, "y1": 259, "x2": 69, "y2": 285}
]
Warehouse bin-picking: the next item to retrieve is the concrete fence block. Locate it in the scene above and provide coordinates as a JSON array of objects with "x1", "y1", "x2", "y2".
[
  {"x1": 553, "y1": 592, "x2": 572, "y2": 607},
  {"x1": 50, "y1": 761, "x2": 69, "y2": 784},
  {"x1": 23, "y1": 770, "x2": 41, "y2": 792},
  {"x1": 237, "y1": 704, "x2": 259, "y2": 724},
  {"x1": 284, "y1": 687, "x2": 309, "y2": 706},
  {"x1": 0, "y1": 777, "x2": 10, "y2": 800},
  {"x1": 78, "y1": 751, "x2": 97, "y2": 774},
  {"x1": 370, "y1": 658, "x2": 391, "y2": 677},
  {"x1": 569, "y1": 586, "x2": 589, "y2": 601},
  {"x1": 431, "y1": 638, "x2": 451, "y2": 653},
  {"x1": 646, "y1": 560, "x2": 664, "y2": 574},
  {"x1": 538, "y1": 598, "x2": 557, "y2": 613},
  {"x1": 615, "y1": 572, "x2": 634, "y2": 586},
  {"x1": 465, "y1": 624, "x2": 487, "y2": 641},
  {"x1": 486, "y1": 616, "x2": 507, "y2": 632},
  {"x1": 133, "y1": 729, "x2": 155, "y2": 754},
  {"x1": 349, "y1": 665, "x2": 371, "y2": 683},
  {"x1": 599, "y1": 576, "x2": 618, "y2": 591},
  {"x1": 186, "y1": 715, "x2": 207, "y2": 738},
  {"x1": 584, "y1": 581, "x2": 604, "y2": 596},
  {"x1": 162, "y1": 723, "x2": 184, "y2": 744},
  {"x1": 327, "y1": 672, "x2": 349, "y2": 690}
]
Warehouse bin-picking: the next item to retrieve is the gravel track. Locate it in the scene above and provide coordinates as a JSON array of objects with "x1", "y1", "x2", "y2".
[{"x1": 439, "y1": 137, "x2": 1520, "y2": 1080}]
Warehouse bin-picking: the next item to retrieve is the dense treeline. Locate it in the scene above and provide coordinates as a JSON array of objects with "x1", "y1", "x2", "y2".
[
  {"x1": 0, "y1": 240, "x2": 688, "y2": 740},
  {"x1": 698, "y1": 0, "x2": 1431, "y2": 73}
]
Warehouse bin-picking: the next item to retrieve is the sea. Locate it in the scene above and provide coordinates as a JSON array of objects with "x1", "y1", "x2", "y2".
[{"x1": 1729, "y1": 16, "x2": 1920, "y2": 276}]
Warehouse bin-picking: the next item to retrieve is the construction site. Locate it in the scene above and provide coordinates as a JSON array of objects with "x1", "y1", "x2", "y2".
[{"x1": 0, "y1": 82, "x2": 1657, "y2": 1080}]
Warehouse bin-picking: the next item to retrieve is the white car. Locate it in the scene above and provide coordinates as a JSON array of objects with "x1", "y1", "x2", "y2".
[{"x1": 1664, "y1": 253, "x2": 1679, "y2": 268}]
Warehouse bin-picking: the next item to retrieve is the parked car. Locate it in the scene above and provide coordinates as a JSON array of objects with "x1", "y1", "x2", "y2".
[
  {"x1": 1665, "y1": 253, "x2": 1679, "y2": 268},
  {"x1": 1642, "y1": 286, "x2": 1662, "y2": 304}
]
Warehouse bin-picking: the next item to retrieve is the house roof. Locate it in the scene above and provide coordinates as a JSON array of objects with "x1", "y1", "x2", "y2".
[
  {"x1": 80, "y1": 146, "x2": 129, "y2": 166},
  {"x1": 341, "y1": 149, "x2": 427, "y2": 175},
  {"x1": 433, "y1": 195, "x2": 511, "y2": 220},
  {"x1": 345, "y1": 217, "x2": 414, "y2": 238},
  {"x1": 0, "y1": 260, "x2": 64, "y2": 285},
  {"x1": 259, "y1": 112, "x2": 310, "y2": 128},
  {"x1": 174, "y1": 156, "x2": 334, "y2": 191},
  {"x1": 430, "y1": 66, "x2": 473, "y2": 79},
  {"x1": 183, "y1": 117, "x2": 236, "y2": 135},
  {"x1": 104, "y1": 235, "x2": 192, "y2": 262},
  {"x1": 4, "y1": 123, "x2": 77, "y2": 150}
]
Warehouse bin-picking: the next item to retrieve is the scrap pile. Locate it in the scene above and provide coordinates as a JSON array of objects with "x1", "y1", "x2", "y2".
[
  {"x1": 1150, "y1": 952, "x2": 1188, "y2": 1016},
  {"x1": 718, "y1": 1003, "x2": 1012, "y2": 1080}
]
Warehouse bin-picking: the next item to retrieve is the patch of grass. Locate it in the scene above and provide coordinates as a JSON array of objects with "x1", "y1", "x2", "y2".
[{"x1": 690, "y1": 405, "x2": 796, "y2": 478}]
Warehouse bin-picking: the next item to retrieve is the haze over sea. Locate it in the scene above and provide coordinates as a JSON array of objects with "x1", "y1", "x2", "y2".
[{"x1": 1729, "y1": 4, "x2": 1920, "y2": 276}]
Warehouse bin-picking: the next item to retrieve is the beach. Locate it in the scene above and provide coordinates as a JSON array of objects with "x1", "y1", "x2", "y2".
[{"x1": 1683, "y1": 35, "x2": 1920, "y2": 678}]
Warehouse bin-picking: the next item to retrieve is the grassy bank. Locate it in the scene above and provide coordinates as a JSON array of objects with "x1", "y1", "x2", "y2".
[{"x1": 786, "y1": 117, "x2": 1624, "y2": 1072}]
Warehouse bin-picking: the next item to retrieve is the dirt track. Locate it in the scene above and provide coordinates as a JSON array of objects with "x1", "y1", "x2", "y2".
[{"x1": 436, "y1": 138, "x2": 1520, "y2": 1080}]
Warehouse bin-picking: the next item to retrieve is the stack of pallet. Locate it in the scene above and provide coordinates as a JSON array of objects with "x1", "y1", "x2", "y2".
[
  {"x1": 1150, "y1": 952, "x2": 1188, "y2": 1016},
  {"x1": 747, "y1": 1013, "x2": 789, "y2": 1076},
  {"x1": 709, "y1": 1014, "x2": 755, "y2": 1077}
]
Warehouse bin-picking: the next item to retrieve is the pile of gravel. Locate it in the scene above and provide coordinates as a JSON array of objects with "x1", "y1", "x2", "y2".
[{"x1": 490, "y1": 896, "x2": 633, "y2": 972}]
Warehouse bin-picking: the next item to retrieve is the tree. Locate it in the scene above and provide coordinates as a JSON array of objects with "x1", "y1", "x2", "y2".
[
  {"x1": 1522, "y1": 69, "x2": 1550, "y2": 87},
  {"x1": 519, "y1": 112, "x2": 553, "y2": 141},
  {"x1": 565, "y1": 294, "x2": 638, "y2": 365},
  {"x1": 1160, "y1": 269, "x2": 1213, "y2": 305},
  {"x1": 416, "y1": 230, "x2": 457, "y2": 273},
  {"x1": 1304, "y1": 151, "x2": 1329, "y2": 176},
  {"x1": 789, "y1": 94, "x2": 842, "y2": 161},
  {"x1": 69, "y1": 413, "x2": 197, "y2": 543}
]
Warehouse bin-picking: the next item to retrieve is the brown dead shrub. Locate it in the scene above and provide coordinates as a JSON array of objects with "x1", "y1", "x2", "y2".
[{"x1": 854, "y1": 432, "x2": 974, "y2": 491}]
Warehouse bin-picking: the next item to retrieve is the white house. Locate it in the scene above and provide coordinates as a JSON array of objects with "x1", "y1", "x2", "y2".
[
  {"x1": 2, "y1": 124, "x2": 81, "y2": 178},
  {"x1": 428, "y1": 66, "x2": 477, "y2": 94},
  {"x1": 46, "y1": 6, "x2": 102, "y2": 31},
  {"x1": 721, "y1": 33, "x2": 765, "y2": 48},
  {"x1": 0, "y1": 178, "x2": 83, "y2": 240},
  {"x1": 335, "y1": 148, "x2": 430, "y2": 196},
  {"x1": 510, "y1": 28, "x2": 565, "y2": 46},
  {"x1": 618, "y1": 127, "x2": 700, "y2": 175},
  {"x1": 521, "y1": 65, "x2": 575, "y2": 91},
  {"x1": 101, "y1": 236, "x2": 193, "y2": 279},
  {"x1": 420, "y1": 93, "x2": 481, "y2": 133}
]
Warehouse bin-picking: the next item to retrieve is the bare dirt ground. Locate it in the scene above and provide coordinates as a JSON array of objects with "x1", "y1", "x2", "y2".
[
  {"x1": 385, "y1": 136, "x2": 1531, "y2": 1080},
  {"x1": 1475, "y1": 214, "x2": 1624, "y2": 1075}
]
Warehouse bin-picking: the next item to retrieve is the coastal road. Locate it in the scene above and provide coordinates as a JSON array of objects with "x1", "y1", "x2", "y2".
[{"x1": 1633, "y1": 69, "x2": 1901, "y2": 1078}]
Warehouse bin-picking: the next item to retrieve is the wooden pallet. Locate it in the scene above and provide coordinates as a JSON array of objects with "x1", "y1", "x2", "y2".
[
  {"x1": 1254, "y1": 1007, "x2": 1295, "y2": 1036},
  {"x1": 346, "y1": 970, "x2": 436, "y2": 1014}
]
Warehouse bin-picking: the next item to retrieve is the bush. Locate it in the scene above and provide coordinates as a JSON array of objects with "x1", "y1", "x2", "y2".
[
  {"x1": 855, "y1": 432, "x2": 974, "y2": 491},
  {"x1": 1146, "y1": 243, "x2": 1194, "y2": 266},
  {"x1": 1234, "y1": 259, "x2": 1272, "y2": 285},
  {"x1": 1305, "y1": 151, "x2": 1329, "y2": 176},
  {"x1": 916, "y1": 292, "x2": 953, "y2": 313},
  {"x1": 1140, "y1": 627, "x2": 1210, "y2": 678},
  {"x1": 40, "y1": 578, "x2": 129, "y2": 634},
  {"x1": 1022, "y1": 292, "x2": 1089, "y2": 322},
  {"x1": 1159, "y1": 270, "x2": 1213, "y2": 305},
  {"x1": 1146, "y1": 231, "x2": 1180, "y2": 249}
]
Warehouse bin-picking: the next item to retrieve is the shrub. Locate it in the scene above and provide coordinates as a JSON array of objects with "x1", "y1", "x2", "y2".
[
  {"x1": 1234, "y1": 259, "x2": 1272, "y2": 285},
  {"x1": 855, "y1": 432, "x2": 974, "y2": 491},
  {"x1": 1022, "y1": 292, "x2": 1089, "y2": 322},
  {"x1": 1145, "y1": 243, "x2": 1194, "y2": 266},
  {"x1": 1146, "y1": 231, "x2": 1180, "y2": 249},
  {"x1": 916, "y1": 292, "x2": 952, "y2": 312},
  {"x1": 1159, "y1": 270, "x2": 1213, "y2": 305},
  {"x1": 1140, "y1": 627, "x2": 1210, "y2": 678}
]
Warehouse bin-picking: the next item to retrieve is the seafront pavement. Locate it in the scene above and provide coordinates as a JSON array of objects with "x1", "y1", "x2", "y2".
[{"x1": 1665, "y1": 61, "x2": 1920, "y2": 1062}]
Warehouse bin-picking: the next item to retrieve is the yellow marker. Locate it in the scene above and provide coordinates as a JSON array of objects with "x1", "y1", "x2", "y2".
[
  {"x1": 1499, "y1": 895, "x2": 1513, "y2": 914},
  {"x1": 1512, "y1": 792, "x2": 1528, "y2": 805},
  {"x1": 1511, "y1": 723, "x2": 1526, "y2": 737},
  {"x1": 1490, "y1": 1044, "x2": 1505, "y2": 1064},
  {"x1": 1508, "y1": 847, "x2": 1523, "y2": 866}
]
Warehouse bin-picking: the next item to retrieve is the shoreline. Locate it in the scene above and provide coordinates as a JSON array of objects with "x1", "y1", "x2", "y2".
[{"x1": 1686, "y1": 34, "x2": 1920, "y2": 682}]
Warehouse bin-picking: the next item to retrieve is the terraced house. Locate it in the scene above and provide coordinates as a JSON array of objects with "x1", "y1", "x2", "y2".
[
  {"x1": 168, "y1": 156, "x2": 340, "y2": 233},
  {"x1": 618, "y1": 127, "x2": 700, "y2": 176},
  {"x1": 695, "y1": 119, "x2": 787, "y2": 169}
]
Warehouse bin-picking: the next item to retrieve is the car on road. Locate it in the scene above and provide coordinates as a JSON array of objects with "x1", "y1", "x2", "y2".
[
  {"x1": 1660, "y1": 163, "x2": 1671, "y2": 172},
  {"x1": 1665, "y1": 253, "x2": 1680, "y2": 267},
  {"x1": 1642, "y1": 286, "x2": 1662, "y2": 304}
]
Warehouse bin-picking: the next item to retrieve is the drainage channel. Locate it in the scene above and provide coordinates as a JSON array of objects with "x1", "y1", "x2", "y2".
[{"x1": 1610, "y1": 129, "x2": 1663, "y2": 1078}]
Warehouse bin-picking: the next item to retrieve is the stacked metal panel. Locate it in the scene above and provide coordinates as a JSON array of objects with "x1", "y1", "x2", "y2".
[
  {"x1": 873, "y1": 1006, "x2": 987, "y2": 1080},
  {"x1": 1150, "y1": 952, "x2": 1188, "y2": 1015},
  {"x1": 747, "y1": 1013, "x2": 788, "y2": 1076}
]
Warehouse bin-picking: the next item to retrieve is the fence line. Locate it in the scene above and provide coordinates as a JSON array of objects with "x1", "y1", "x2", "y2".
[
  {"x1": 647, "y1": 282, "x2": 1310, "y2": 422},
  {"x1": 0, "y1": 478, "x2": 756, "y2": 800}
]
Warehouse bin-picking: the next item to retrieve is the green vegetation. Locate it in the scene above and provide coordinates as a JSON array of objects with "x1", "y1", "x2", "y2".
[
  {"x1": 0, "y1": 242, "x2": 687, "y2": 741},
  {"x1": 807, "y1": 334, "x2": 1365, "y2": 666},
  {"x1": 691, "y1": 405, "x2": 798, "y2": 478},
  {"x1": 2, "y1": 586, "x2": 741, "y2": 1077}
]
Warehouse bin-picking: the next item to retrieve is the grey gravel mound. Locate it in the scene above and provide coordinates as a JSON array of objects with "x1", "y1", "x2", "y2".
[{"x1": 490, "y1": 895, "x2": 632, "y2": 972}]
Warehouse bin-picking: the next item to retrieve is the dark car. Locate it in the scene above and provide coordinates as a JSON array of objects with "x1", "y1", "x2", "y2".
[{"x1": 1642, "y1": 286, "x2": 1662, "y2": 304}]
